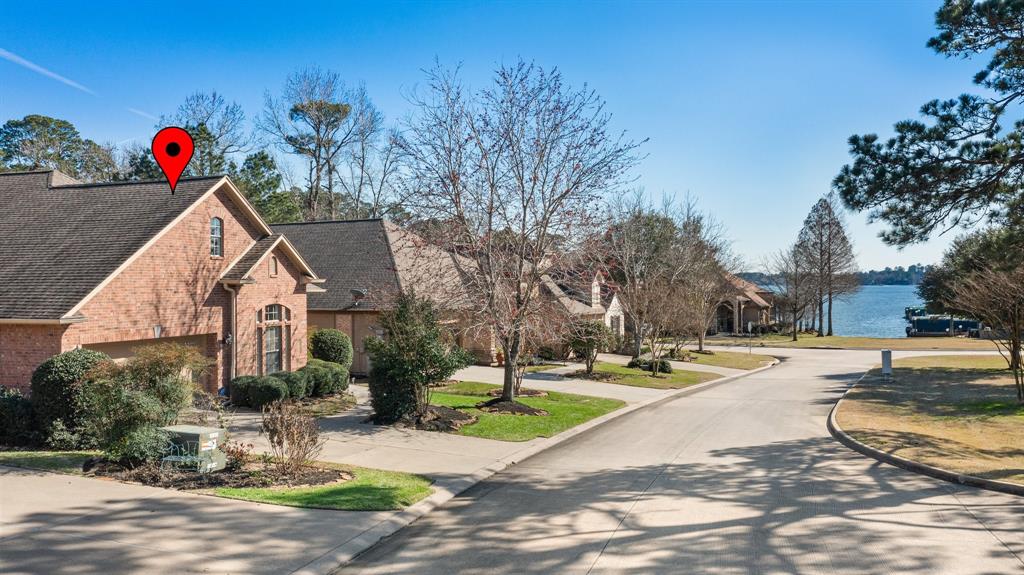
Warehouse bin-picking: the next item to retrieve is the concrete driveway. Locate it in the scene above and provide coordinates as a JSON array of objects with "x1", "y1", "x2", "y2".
[{"x1": 342, "y1": 347, "x2": 1024, "y2": 574}]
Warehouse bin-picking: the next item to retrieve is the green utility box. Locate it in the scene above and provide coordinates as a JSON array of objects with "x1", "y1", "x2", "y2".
[{"x1": 160, "y1": 424, "x2": 228, "y2": 473}]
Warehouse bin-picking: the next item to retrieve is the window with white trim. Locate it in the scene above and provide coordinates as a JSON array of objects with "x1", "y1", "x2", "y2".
[
  {"x1": 257, "y1": 304, "x2": 291, "y2": 374},
  {"x1": 210, "y1": 217, "x2": 224, "y2": 257},
  {"x1": 270, "y1": 256, "x2": 279, "y2": 277}
]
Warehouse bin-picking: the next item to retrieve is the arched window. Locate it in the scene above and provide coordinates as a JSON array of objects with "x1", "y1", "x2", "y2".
[
  {"x1": 210, "y1": 217, "x2": 223, "y2": 257},
  {"x1": 258, "y1": 304, "x2": 291, "y2": 373}
]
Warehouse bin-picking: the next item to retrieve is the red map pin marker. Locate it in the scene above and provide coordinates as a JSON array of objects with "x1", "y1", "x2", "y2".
[{"x1": 152, "y1": 127, "x2": 194, "y2": 194}]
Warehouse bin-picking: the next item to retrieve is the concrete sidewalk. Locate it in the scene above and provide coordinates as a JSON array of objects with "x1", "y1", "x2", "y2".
[{"x1": 0, "y1": 465, "x2": 396, "y2": 575}]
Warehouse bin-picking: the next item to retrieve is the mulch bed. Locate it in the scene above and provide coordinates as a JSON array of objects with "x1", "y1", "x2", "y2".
[
  {"x1": 374, "y1": 405, "x2": 479, "y2": 432},
  {"x1": 475, "y1": 398, "x2": 549, "y2": 416},
  {"x1": 84, "y1": 458, "x2": 350, "y2": 490},
  {"x1": 569, "y1": 370, "x2": 619, "y2": 382},
  {"x1": 486, "y1": 388, "x2": 548, "y2": 398}
]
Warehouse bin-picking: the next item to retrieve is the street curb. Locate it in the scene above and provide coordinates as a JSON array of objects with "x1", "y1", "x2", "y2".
[
  {"x1": 303, "y1": 358, "x2": 781, "y2": 574},
  {"x1": 826, "y1": 373, "x2": 1024, "y2": 498}
]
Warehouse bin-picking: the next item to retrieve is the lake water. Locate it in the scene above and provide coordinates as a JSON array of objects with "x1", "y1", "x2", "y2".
[{"x1": 827, "y1": 284, "x2": 923, "y2": 338}]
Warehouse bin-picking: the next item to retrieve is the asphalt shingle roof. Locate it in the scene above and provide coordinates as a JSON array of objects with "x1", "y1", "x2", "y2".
[
  {"x1": 273, "y1": 219, "x2": 474, "y2": 311},
  {"x1": 221, "y1": 234, "x2": 282, "y2": 282},
  {"x1": 273, "y1": 220, "x2": 401, "y2": 311},
  {"x1": 0, "y1": 171, "x2": 223, "y2": 320}
]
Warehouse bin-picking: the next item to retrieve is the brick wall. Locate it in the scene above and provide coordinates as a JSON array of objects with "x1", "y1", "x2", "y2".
[
  {"x1": 0, "y1": 324, "x2": 65, "y2": 390},
  {"x1": 0, "y1": 184, "x2": 310, "y2": 393},
  {"x1": 234, "y1": 245, "x2": 309, "y2": 377}
]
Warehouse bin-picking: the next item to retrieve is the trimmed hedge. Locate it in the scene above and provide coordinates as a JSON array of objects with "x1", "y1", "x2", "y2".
[
  {"x1": 310, "y1": 329, "x2": 354, "y2": 368},
  {"x1": 270, "y1": 370, "x2": 310, "y2": 399},
  {"x1": 301, "y1": 359, "x2": 349, "y2": 397},
  {"x1": 246, "y1": 376, "x2": 289, "y2": 408},
  {"x1": 0, "y1": 385, "x2": 36, "y2": 446},
  {"x1": 31, "y1": 348, "x2": 109, "y2": 434},
  {"x1": 626, "y1": 357, "x2": 673, "y2": 374},
  {"x1": 229, "y1": 375, "x2": 258, "y2": 406}
]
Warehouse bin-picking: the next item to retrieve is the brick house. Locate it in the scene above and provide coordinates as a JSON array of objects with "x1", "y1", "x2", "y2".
[
  {"x1": 0, "y1": 170, "x2": 323, "y2": 392},
  {"x1": 273, "y1": 219, "x2": 496, "y2": 374}
]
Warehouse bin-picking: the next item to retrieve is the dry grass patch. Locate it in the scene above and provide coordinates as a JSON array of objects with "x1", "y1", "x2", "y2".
[{"x1": 836, "y1": 354, "x2": 1024, "y2": 485}]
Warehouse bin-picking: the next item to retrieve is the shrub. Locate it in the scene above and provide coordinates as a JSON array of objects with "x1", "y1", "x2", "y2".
[
  {"x1": 261, "y1": 401, "x2": 325, "y2": 477},
  {"x1": 78, "y1": 343, "x2": 205, "y2": 465},
  {"x1": 45, "y1": 420, "x2": 82, "y2": 451},
  {"x1": 229, "y1": 375, "x2": 258, "y2": 406},
  {"x1": 271, "y1": 371, "x2": 309, "y2": 399},
  {"x1": 567, "y1": 320, "x2": 612, "y2": 374},
  {"x1": 31, "y1": 348, "x2": 109, "y2": 436},
  {"x1": 245, "y1": 376, "x2": 289, "y2": 409},
  {"x1": 366, "y1": 293, "x2": 473, "y2": 423},
  {"x1": 626, "y1": 357, "x2": 673, "y2": 374},
  {"x1": 0, "y1": 386, "x2": 36, "y2": 446},
  {"x1": 301, "y1": 359, "x2": 349, "y2": 397},
  {"x1": 310, "y1": 328, "x2": 354, "y2": 368}
]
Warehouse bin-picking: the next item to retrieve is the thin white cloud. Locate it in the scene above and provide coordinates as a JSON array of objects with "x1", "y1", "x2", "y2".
[
  {"x1": 0, "y1": 47, "x2": 96, "y2": 95},
  {"x1": 126, "y1": 107, "x2": 158, "y2": 121}
]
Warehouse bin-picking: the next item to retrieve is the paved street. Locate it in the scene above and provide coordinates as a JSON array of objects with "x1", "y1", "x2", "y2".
[{"x1": 342, "y1": 347, "x2": 1024, "y2": 574}]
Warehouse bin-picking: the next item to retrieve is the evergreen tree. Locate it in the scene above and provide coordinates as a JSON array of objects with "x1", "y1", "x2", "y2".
[{"x1": 835, "y1": 0, "x2": 1024, "y2": 246}]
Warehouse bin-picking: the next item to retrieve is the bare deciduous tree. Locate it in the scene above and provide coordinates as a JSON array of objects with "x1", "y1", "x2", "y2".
[
  {"x1": 765, "y1": 242, "x2": 816, "y2": 342},
  {"x1": 162, "y1": 91, "x2": 249, "y2": 176},
  {"x1": 399, "y1": 61, "x2": 643, "y2": 404},
  {"x1": 951, "y1": 265, "x2": 1024, "y2": 403},
  {"x1": 799, "y1": 193, "x2": 860, "y2": 336}
]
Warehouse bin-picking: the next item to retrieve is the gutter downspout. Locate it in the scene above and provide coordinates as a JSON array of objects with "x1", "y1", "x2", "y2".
[{"x1": 223, "y1": 284, "x2": 238, "y2": 382}]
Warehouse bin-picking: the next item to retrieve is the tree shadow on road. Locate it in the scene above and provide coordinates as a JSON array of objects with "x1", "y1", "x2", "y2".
[{"x1": 343, "y1": 436, "x2": 1024, "y2": 574}]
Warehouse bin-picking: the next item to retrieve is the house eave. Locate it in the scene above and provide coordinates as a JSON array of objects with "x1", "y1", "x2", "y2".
[{"x1": 0, "y1": 315, "x2": 87, "y2": 325}]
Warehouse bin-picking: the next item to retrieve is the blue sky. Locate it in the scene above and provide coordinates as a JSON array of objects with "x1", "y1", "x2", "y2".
[{"x1": 0, "y1": 1, "x2": 983, "y2": 270}]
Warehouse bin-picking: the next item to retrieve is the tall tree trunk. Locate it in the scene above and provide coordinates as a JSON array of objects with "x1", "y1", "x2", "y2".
[
  {"x1": 817, "y1": 292, "x2": 825, "y2": 337},
  {"x1": 791, "y1": 310, "x2": 799, "y2": 341},
  {"x1": 501, "y1": 331, "x2": 521, "y2": 402},
  {"x1": 698, "y1": 330, "x2": 705, "y2": 353},
  {"x1": 827, "y1": 290, "x2": 834, "y2": 336}
]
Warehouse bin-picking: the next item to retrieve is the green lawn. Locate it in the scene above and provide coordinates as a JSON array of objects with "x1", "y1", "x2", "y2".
[
  {"x1": 431, "y1": 381, "x2": 624, "y2": 441},
  {"x1": 524, "y1": 363, "x2": 563, "y2": 373},
  {"x1": 0, "y1": 450, "x2": 97, "y2": 475},
  {"x1": 587, "y1": 362, "x2": 718, "y2": 389},
  {"x1": 681, "y1": 349, "x2": 775, "y2": 370},
  {"x1": 706, "y1": 333, "x2": 997, "y2": 351},
  {"x1": 214, "y1": 464, "x2": 433, "y2": 511}
]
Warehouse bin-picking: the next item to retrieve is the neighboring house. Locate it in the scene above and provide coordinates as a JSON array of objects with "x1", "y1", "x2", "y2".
[
  {"x1": 272, "y1": 219, "x2": 495, "y2": 375},
  {"x1": 547, "y1": 269, "x2": 622, "y2": 335},
  {"x1": 714, "y1": 274, "x2": 775, "y2": 334},
  {"x1": 0, "y1": 170, "x2": 322, "y2": 392}
]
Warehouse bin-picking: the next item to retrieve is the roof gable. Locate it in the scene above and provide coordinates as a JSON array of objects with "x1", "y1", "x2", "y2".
[{"x1": 0, "y1": 171, "x2": 277, "y2": 320}]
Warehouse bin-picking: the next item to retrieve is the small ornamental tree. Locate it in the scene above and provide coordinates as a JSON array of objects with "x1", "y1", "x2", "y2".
[
  {"x1": 309, "y1": 328, "x2": 354, "y2": 368},
  {"x1": 365, "y1": 293, "x2": 472, "y2": 423},
  {"x1": 567, "y1": 320, "x2": 611, "y2": 374}
]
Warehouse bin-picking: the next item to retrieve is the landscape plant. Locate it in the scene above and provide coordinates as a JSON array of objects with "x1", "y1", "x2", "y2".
[
  {"x1": 366, "y1": 292, "x2": 472, "y2": 423},
  {"x1": 30, "y1": 348, "x2": 109, "y2": 444},
  {"x1": 301, "y1": 359, "x2": 349, "y2": 396},
  {"x1": 78, "y1": 343, "x2": 208, "y2": 465},
  {"x1": 0, "y1": 385, "x2": 35, "y2": 446},
  {"x1": 567, "y1": 320, "x2": 612, "y2": 374},
  {"x1": 260, "y1": 400, "x2": 326, "y2": 477},
  {"x1": 309, "y1": 328, "x2": 354, "y2": 368}
]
